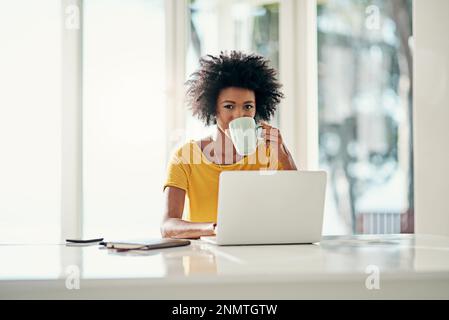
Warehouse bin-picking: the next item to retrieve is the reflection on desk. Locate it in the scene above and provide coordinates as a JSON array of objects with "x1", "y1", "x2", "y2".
[{"x1": 1, "y1": 234, "x2": 449, "y2": 299}]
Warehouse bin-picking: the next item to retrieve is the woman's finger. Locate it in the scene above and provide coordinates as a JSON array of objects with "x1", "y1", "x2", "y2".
[
  {"x1": 264, "y1": 131, "x2": 281, "y2": 140},
  {"x1": 265, "y1": 135, "x2": 280, "y2": 141},
  {"x1": 265, "y1": 138, "x2": 280, "y2": 147},
  {"x1": 259, "y1": 121, "x2": 272, "y2": 129},
  {"x1": 261, "y1": 127, "x2": 277, "y2": 137}
]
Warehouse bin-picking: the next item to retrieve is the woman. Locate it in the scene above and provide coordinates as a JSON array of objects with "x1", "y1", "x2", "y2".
[{"x1": 161, "y1": 51, "x2": 297, "y2": 239}]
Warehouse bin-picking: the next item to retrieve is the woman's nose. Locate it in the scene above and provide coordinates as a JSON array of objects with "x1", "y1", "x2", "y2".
[{"x1": 233, "y1": 108, "x2": 247, "y2": 119}]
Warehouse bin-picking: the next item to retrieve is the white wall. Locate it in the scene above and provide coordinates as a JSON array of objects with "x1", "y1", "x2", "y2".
[{"x1": 414, "y1": 0, "x2": 449, "y2": 236}]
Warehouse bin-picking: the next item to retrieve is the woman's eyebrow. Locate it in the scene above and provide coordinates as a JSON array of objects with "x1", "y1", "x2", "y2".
[{"x1": 220, "y1": 100, "x2": 255, "y2": 104}]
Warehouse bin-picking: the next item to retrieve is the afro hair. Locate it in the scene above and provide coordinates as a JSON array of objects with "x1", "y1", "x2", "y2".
[{"x1": 185, "y1": 51, "x2": 284, "y2": 126}]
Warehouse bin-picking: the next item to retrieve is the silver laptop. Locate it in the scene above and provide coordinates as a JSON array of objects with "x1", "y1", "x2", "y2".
[{"x1": 201, "y1": 170, "x2": 327, "y2": 246}]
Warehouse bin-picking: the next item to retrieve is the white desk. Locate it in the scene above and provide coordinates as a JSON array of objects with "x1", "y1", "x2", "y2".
[{"x1": 1, "y1": 234, "x2": 449, "y2": 299}]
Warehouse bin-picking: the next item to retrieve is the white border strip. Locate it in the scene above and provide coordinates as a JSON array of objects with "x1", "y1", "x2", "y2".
[{"x1": 61, "y1": 0, "x2": 83, "y2": 241}]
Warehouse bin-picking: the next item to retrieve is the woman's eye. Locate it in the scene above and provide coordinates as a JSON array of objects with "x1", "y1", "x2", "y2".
[
  {"x1": 224, "y1": 105, "x2": 234, "y2": 109},
  {"x1": 245, "y1": 105, "x2": 254, "y2": 109}
]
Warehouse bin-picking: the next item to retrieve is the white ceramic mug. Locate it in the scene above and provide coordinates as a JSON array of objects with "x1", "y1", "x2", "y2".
[{"x1": 228, "y1": 117, "x2": 264, "y2": 156}]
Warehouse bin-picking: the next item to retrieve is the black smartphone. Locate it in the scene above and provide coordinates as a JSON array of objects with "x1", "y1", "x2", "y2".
[{"x1": 66, "y1": 238, "x2": 104, "y2": 244}]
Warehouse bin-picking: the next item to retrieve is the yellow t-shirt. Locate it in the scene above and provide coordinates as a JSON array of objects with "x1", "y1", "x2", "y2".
[{"x1": 163, "y1": 140, "x2": 284, "y2": 223}]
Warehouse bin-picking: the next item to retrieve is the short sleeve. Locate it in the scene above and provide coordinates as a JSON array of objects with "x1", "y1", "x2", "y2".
[{"x1": 163, "y1": 145, "x2": 192, "y2": 192}]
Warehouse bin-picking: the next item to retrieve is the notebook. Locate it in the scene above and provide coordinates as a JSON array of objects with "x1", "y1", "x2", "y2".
[{"x1": 99, "y1": 238, "x2": 191, "y2": 251}]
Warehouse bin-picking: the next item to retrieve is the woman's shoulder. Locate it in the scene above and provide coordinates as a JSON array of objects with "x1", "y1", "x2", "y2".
[
  {"x1": 167, "y1": 141, "x2": 192, "y2": 162},
  {"x1": 169, "y1": 138, "x2": 211, "y2": 164},
  {"x1": 173, "y1": 137, "x2": 211, "y2": 153}
]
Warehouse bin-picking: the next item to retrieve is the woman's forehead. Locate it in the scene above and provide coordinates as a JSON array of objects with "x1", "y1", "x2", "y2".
[{"x1": 217, "y1": 87, "x2": 255, "y2": 102}]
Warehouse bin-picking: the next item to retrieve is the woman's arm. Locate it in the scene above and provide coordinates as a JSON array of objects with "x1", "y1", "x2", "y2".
[
  {"x1": 160, "y1": 186, "x2": 216, "y2": 239},
  {"x1": 278, "y1": 143, "x2": 298, "y2": 170}
]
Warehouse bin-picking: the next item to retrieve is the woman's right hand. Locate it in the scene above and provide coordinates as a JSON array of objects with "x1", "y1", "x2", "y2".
[
  {"x1": 162, "y1": 220, "x2": 216, "y2": 239},
  {"x1": 161, "y1": 186, "x2": 218, "y2": 239}
]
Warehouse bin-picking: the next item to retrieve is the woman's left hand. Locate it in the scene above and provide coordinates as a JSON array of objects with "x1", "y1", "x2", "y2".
[
  {"x1": 259, "y1": 121, "x2": 287, "y2": 156},
  {"x1": 259, "y1": 121, "x2": 297, "y2": 170}
]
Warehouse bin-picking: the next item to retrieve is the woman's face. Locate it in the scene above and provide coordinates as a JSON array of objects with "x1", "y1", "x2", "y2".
[{"x1": 215, "y1": 87, "x2": 256, "y2": 131}]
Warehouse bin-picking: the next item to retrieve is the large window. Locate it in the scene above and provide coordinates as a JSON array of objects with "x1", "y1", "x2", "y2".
[
  {"x1": 0, "y1": 0, "x2": 61, "y2": 243},
  {"x1": 317, "y1": 0, "x2": 413, "y2": 234},
  {"x1": 82, "y1": 0, "x2": 166, "y2": 239},
  {"x1": 1, "y1": 1, "x2": 415, "y2": 244},
  {"x1": 185, "y1": 0, "x2": 280, "y2": 141}
]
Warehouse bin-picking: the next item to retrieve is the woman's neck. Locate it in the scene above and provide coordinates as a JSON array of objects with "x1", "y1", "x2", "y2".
[{"x1": 210, "y1": 125, "x2": 243, "y2": 164}]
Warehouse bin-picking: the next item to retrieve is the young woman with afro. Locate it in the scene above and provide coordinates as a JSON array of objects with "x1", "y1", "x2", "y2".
[{"x1": 161, "y1": 51, "x2": 297, "y2": 239}]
